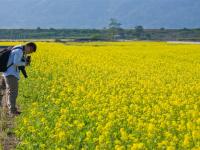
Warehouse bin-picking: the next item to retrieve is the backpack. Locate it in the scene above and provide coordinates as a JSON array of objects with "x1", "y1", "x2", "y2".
[{"x1": 0, "y1": 46, "x2": 23, "y2": 72}]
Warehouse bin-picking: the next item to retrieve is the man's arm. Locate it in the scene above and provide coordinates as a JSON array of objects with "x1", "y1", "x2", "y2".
[{"x1": 13, "y1": 49, "x2": 26, "y2": 67}]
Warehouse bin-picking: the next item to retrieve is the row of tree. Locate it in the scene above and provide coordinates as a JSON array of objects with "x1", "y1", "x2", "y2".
[{"x1": 0, "y1": 18, "x2": 200, "y2": 41}]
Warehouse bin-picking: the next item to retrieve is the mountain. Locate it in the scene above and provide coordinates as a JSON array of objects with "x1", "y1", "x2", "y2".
[{"x1": 0, "y1": 0, "x2": 199, "y2": 29}]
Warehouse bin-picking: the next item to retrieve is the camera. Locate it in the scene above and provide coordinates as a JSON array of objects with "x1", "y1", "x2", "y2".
[{"x1": 18, "y1": 56, "x2": 31, "y2": 78}]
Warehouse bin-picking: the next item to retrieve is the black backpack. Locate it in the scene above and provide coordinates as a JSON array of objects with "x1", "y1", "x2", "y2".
[{"x1": 0, "y1": 46, "x2": 14, "y2": 72}]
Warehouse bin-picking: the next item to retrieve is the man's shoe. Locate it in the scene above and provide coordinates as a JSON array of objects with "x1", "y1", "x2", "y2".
[
  {"x1": 9, "y1": 110, "x2": 21, "y2": 116},
  {"x1": 13, "y1": 110, "x2": 21, "y2": 115}
]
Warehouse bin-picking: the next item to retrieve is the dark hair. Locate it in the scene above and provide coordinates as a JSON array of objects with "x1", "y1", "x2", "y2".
[{"x1": 26, "y1": 42, "x2": 37, "y2": 52}]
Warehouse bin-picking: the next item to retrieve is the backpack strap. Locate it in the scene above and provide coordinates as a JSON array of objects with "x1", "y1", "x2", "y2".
[
  {"x1": 6, "y1": 62, "x2": 14, "y2": 69},
  {"x1": 6, "y1": 46, "x2": 23, "y2": 70}
]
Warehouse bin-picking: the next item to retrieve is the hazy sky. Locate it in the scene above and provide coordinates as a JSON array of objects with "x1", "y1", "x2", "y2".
[{"x1": 0, "y1": 0, "x2": 199, "y2": 28}]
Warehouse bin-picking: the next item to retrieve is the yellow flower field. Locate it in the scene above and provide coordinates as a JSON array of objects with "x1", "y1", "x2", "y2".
[{"x1": 1, "y1": 41, "x2": 200, "y2": 149}]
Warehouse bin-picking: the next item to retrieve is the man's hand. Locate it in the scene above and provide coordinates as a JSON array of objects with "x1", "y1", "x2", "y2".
[
  {"x1": 25, "y1": 56, "x2": 31, "y2": 66},
  {"x1": 25, "y1": 61, "x2": 31, "y2": 66}
]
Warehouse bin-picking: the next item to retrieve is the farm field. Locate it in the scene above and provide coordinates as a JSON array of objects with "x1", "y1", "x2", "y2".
[{"x1": 0, "y1": 41, "x2": 200, "y2": 149}]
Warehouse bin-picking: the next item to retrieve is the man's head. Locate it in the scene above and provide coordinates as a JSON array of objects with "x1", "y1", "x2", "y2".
[{"x1": 24, "y1": 42, "x2": 37, "y2": 54}]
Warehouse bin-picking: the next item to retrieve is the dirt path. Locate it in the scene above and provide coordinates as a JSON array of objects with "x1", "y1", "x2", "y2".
[{"x1": 0, "y1": 106, "x2": 19, "y2": 150}]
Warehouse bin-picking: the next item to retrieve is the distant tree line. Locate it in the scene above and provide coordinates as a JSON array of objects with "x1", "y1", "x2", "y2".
[{"x1": 0, "y1": 19, "x2": 200, "y2": 41}]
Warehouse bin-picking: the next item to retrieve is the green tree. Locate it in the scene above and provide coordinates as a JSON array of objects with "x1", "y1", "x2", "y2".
[
  {"x1": 108, "y1": 18, "x2": 123, "y2": 40},
  {"x1": 135, "y1": 25, "x2": 144, "y2": 39},
  {"x1": 109, "y1": 18, "x2": 121, "y2": 29},
  {"x1": 160, "y1": 27, "x2": 165, "y2": 31}
]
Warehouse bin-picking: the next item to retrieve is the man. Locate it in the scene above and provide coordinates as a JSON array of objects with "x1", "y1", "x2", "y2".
[{"x1": 1, "y1": 42, "x2": 37, "y2": 116}]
